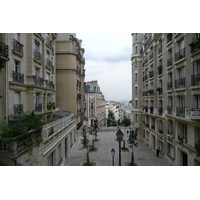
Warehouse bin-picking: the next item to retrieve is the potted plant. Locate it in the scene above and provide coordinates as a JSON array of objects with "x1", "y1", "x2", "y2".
[
  {"x1": 149, "y1": 106, "x2": 154, "y2": 110},
  {"x1": 156, "y1": 87, "x2": 161, "y2": 91},
  {"x1": 148, "y1": 89, "x2": 153, "y2": 94}
]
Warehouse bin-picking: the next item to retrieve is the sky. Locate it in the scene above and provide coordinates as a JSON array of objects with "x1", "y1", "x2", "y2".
[{"x1": 77, "y1": 33, "x2": 132, "y2": 102}]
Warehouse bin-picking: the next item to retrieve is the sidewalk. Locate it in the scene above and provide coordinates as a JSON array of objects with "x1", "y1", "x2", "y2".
[{"x1": 64, "y1": 127, "x2": 170, "y2": 166}]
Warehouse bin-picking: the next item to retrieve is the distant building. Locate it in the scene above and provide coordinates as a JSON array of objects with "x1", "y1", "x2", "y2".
[
  {"x1": 84, "y1": 80, "x2": 106, "y2": 127},
  {"x1": 131, "y1": 33, "x2": 200, "y2": 166}
]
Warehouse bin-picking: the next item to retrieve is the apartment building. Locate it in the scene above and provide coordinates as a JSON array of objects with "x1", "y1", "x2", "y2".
[
  {"x1": 55, "y1": 33, "x2": 85, "y2": 134},
  {"x1": 84, "y1": 80, "x2": 106, "y2": 127},
  {"x1": 0, "y1": 33, "x2": 84, "y2": 165},
  {"x1": 131, "y1": 33, "x2": 200, "y2": 166}
]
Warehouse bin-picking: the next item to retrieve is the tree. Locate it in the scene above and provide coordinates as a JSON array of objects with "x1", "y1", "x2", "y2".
[
  {"x1": 93, "y1": 119, "x2": 99, "y2": 141},
  {"x1": 81, "y1": 126, "x2": 90, "y2": 164},
  {"x1": 127, "y1": 128, "x2": 138, "y2": 166},
  {"x1": 121, "y1": 117, "x2": 131, "y2": 127},
  {"x1": 107, "y1": 110, "x2": 117, "y2": 126}
]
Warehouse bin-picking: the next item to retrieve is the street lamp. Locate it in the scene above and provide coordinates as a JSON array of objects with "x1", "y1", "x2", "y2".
[
  {"x1": 111, "y1": 148, "x2": 115, "y2": 166},
  {"x1": 116, "y1": 129, "x2": 124, "y2": 166}
]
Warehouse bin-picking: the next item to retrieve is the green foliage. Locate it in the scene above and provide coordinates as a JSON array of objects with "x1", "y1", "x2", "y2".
[
  {"x1": 0, "y1": 111, "x2": 44, "y2": 138},
  {"x1": 107, "y1": 111, "x2": 117, "y2": 126},
  {"x1": 81, "y1": 126, "x2": 89, "y2": 149},
  {"x1": 127, "y1": 129, "x2": 138, "y2": 148},
  {"x1": 121, "y1": 117, "x2": 131, "y2": 127}
]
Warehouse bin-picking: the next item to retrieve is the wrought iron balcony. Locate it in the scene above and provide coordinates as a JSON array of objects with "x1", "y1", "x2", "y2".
[
  {"x1": 167, "y1": 33, "x2": 172, "y2": 43},
  {"x1": 46, "y1": 58, "x2": 54, "y2": 71},
  {"x1": 175, "y1": 77, "x2": 185, "y2": 88},
  {"x1": 191, "y1": 74, "x2": 200, "y2": 86},
  {"x1": 167, "y1": 57, "x2": 172, "y2": 67},
  {"x1": 175, "y1": 48, "x2": 185, "y2": 61},
  {"x1": 189, "y1": 37, "x2": 200, "y2": 53},
  {"x1": 149, "y1": 71, "x2": 154, "y2": 78},
  {"x1": 34, "y1": 49, "x2": 42, "y2": 62},
  {"x1": 167, "y1": 82, "x2": 173, "y2": 90},
  {"x1": 0, "y1": 41, "x2": 9, "y2": 60},
  {"x1": 35, "y1": 76, "x2": 44, "y2": 86},
  {"x1": 158, "y1": 67, "x2": 162, "y2": 75},
  {"x1": 176, "y1": 107, "x2": 185, "y2": 117},
  {"x1": 35, "y1": 103, "x2": 42, "y2": 112},
  {"x1": 14, "y1": 104, "x2": 23, "y2": 115},
  {"x1": 13, "y1": 39, "x2": 23, "y2": 55},
  {"x1": 149, "y1": 52, "x2": 154, "y2": 60},
  {"x1": 46, "y1": 80, "x2": 54, "y2": 89},
  {"x1": 13, "y1": 71, "x2": 24, "y2": 83},
  {"x1": 167, "y1": 106, "x2": 173, "y2": 114}
]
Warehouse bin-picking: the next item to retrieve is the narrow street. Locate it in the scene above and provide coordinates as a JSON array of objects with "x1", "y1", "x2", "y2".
[{"x1": 65, "y1": 127, "x2": 170, "y2": 166}]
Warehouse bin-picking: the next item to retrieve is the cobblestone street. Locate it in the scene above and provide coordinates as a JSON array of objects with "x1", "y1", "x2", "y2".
[{"x1": 65, "y1": 127, "x2": 171, "y2": 166}]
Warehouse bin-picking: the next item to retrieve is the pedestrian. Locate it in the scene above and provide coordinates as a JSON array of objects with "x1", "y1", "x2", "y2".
[{"x1": 156, "y1": 145, "x2": 160, "y2": 157}]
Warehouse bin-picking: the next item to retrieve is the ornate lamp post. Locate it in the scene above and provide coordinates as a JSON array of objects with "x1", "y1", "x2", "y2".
[
  {"x1": 111, "y1": 148, "x2": 115, "y2": 166},
  {"x1": 116, "y1": 129, "x2": 124, "y2": 166}
]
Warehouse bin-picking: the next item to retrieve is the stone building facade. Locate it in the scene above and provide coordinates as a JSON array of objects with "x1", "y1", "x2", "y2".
[
  {"x1": 84, "y1": 80, "x2": 106, "y2": 127},
  {"x1": 131, "y1": 33, "x2": 200, "y2": 166},
  {"x1": 0, "y1": 33, "x2": 85, "y2": 165}
]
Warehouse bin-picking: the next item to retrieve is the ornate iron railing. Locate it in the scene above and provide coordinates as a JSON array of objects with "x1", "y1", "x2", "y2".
[
  {"x1": 35, "y1": 76, "x2": 44, "y2": 86},
  {"x1": 14, "y1": 104, "x2": 23, "y2": 115},
  {"x1": 0, "y1": 41, "x2": 9, "y2": 59},
  {"x1": 191, "y1": 74, "x2": 200, "y2": 86},
  {"x1": 13, "y1": 39, "x2": 23, "y2": 55},
  {"x1": 13, "y1": 71, "x2": 24, "y2": 83},
  {"x1": 167, "y1": 106, "x2": 173, "y2": 114},
  {"x1": 34, "y1": 49, "x2": 42, "y2": 62},
  {"x1": 35, "y1": 103, "x2": 42, "y2": 112},
  {"x1": 175, "y1": 77, "x2": 185, "y2": 88},
  {"x1": 46, "y1": 58, "x2": 54, "y2": 71},
  {"x1": 175, "y1": 48, "x2": 185, "y2": 61},
  {"x1": 167, "y1": 57, "x2": 172, "y2": 67},
  {"x1": 167, "y1": 33, "x2": 172, "y2": 43},
  {"x1": 46, "y1": 80, "x2": 54, "y2": 89}
]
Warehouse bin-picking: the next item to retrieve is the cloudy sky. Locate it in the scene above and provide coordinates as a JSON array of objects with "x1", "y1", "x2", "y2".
[{"x1": 77, "y1": 33, "x2": 132, "y2": 102}]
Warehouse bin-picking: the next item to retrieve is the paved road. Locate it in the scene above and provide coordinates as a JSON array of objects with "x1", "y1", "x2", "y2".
[{"x1": 64, "y1": 127, "x2": 171, "y2": 166}]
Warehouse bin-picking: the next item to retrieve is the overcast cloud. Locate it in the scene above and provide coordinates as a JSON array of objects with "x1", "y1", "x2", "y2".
[{"x1": 77, "y1": 33, "x2": 132, "y2": 102}]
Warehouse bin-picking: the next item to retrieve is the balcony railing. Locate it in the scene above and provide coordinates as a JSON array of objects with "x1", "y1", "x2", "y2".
[
  {"x1": 167, "y1": 33, "x2": 172, "y2": 43},
  {"x1": 34, "y1": 49, "x2": 42, "y2": 62},
  {"x1": 35, "y1": 76, "x2": 44, "y2": 86},
  {"x1": 176, "y1": 107, "x2": 185, "y2": 117},
  {"x1": 191, "y1": 74, "x2": 200, "y2": 86},
  {"x1": 35, "y1": 103, "x2": 42, "y2": 112},
  {"x1": 175, "y1": 48, "x2": 185, "y2": 61},
  {"x1": 175, "y1": 77, "x2": 185, "y2": 88},
  {"x1": 149, "y1": 71, "x2": 154, "y2": 78},
  {"x1": 167, "y1": 106, "x2": 173, "y2": 114},
  {"x1": 143, "y1": 91, "x2": 148, "y2": 96},
  {"x1": 14, "y1": 104, "x2": 23, "y2": 115},
  {"x1": 149, "y1": 52, "x2": 154, "y2": 60},
  {"x1": 46, "y1": 58, "x2": 54, "y2": 71},
  {"x1": 13, "y1": 39, "x2": 23, "y2": 55},
  {"x1": 167, "y1": 82, "x2": 173, "y2": 90},
  {"x1": 46, "y1": 80, "x2": 54, "y2": 89},
  {"x1": 42, "y1": 113, "x2": 74, "y2": 139},
  {"x1": 13, "y1": 71, "x2": 24, "y2": 84},
  {"x1": 0, "y1": 41, "x2": 9, "y2": 60},
  {"x1": 167, "y1": 57, "x2": 172, "y2": 67},
  {"x1": 189, "y1": 37, "x2": 200, "y2": 53}
]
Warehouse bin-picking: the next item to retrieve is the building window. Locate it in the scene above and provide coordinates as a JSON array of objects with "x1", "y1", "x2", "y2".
[
  {"x1": 175, "y1": 39, "x2": 185, "y2": 61},
  {"x1": 178, "y1": 123, "x2": 187, "y2": 143},
  {"x1": 135, "y1": 59, "x2": 137, "y2": 67},
  {"x1": 57, "y1": 144, "x2": 62, "y2": 165},
  {"x1": 47, "y1": 151, "x2": 55, "y2": 166},
  {"x1": 135, "y1": 46, "x2": 138, "y2": 54},
  {"x1": 35, "y1": 92, "x2": 42, "y2": 112},
  {"x1": 177, "y1": 96, "x2": 185, "y2": 117}
]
